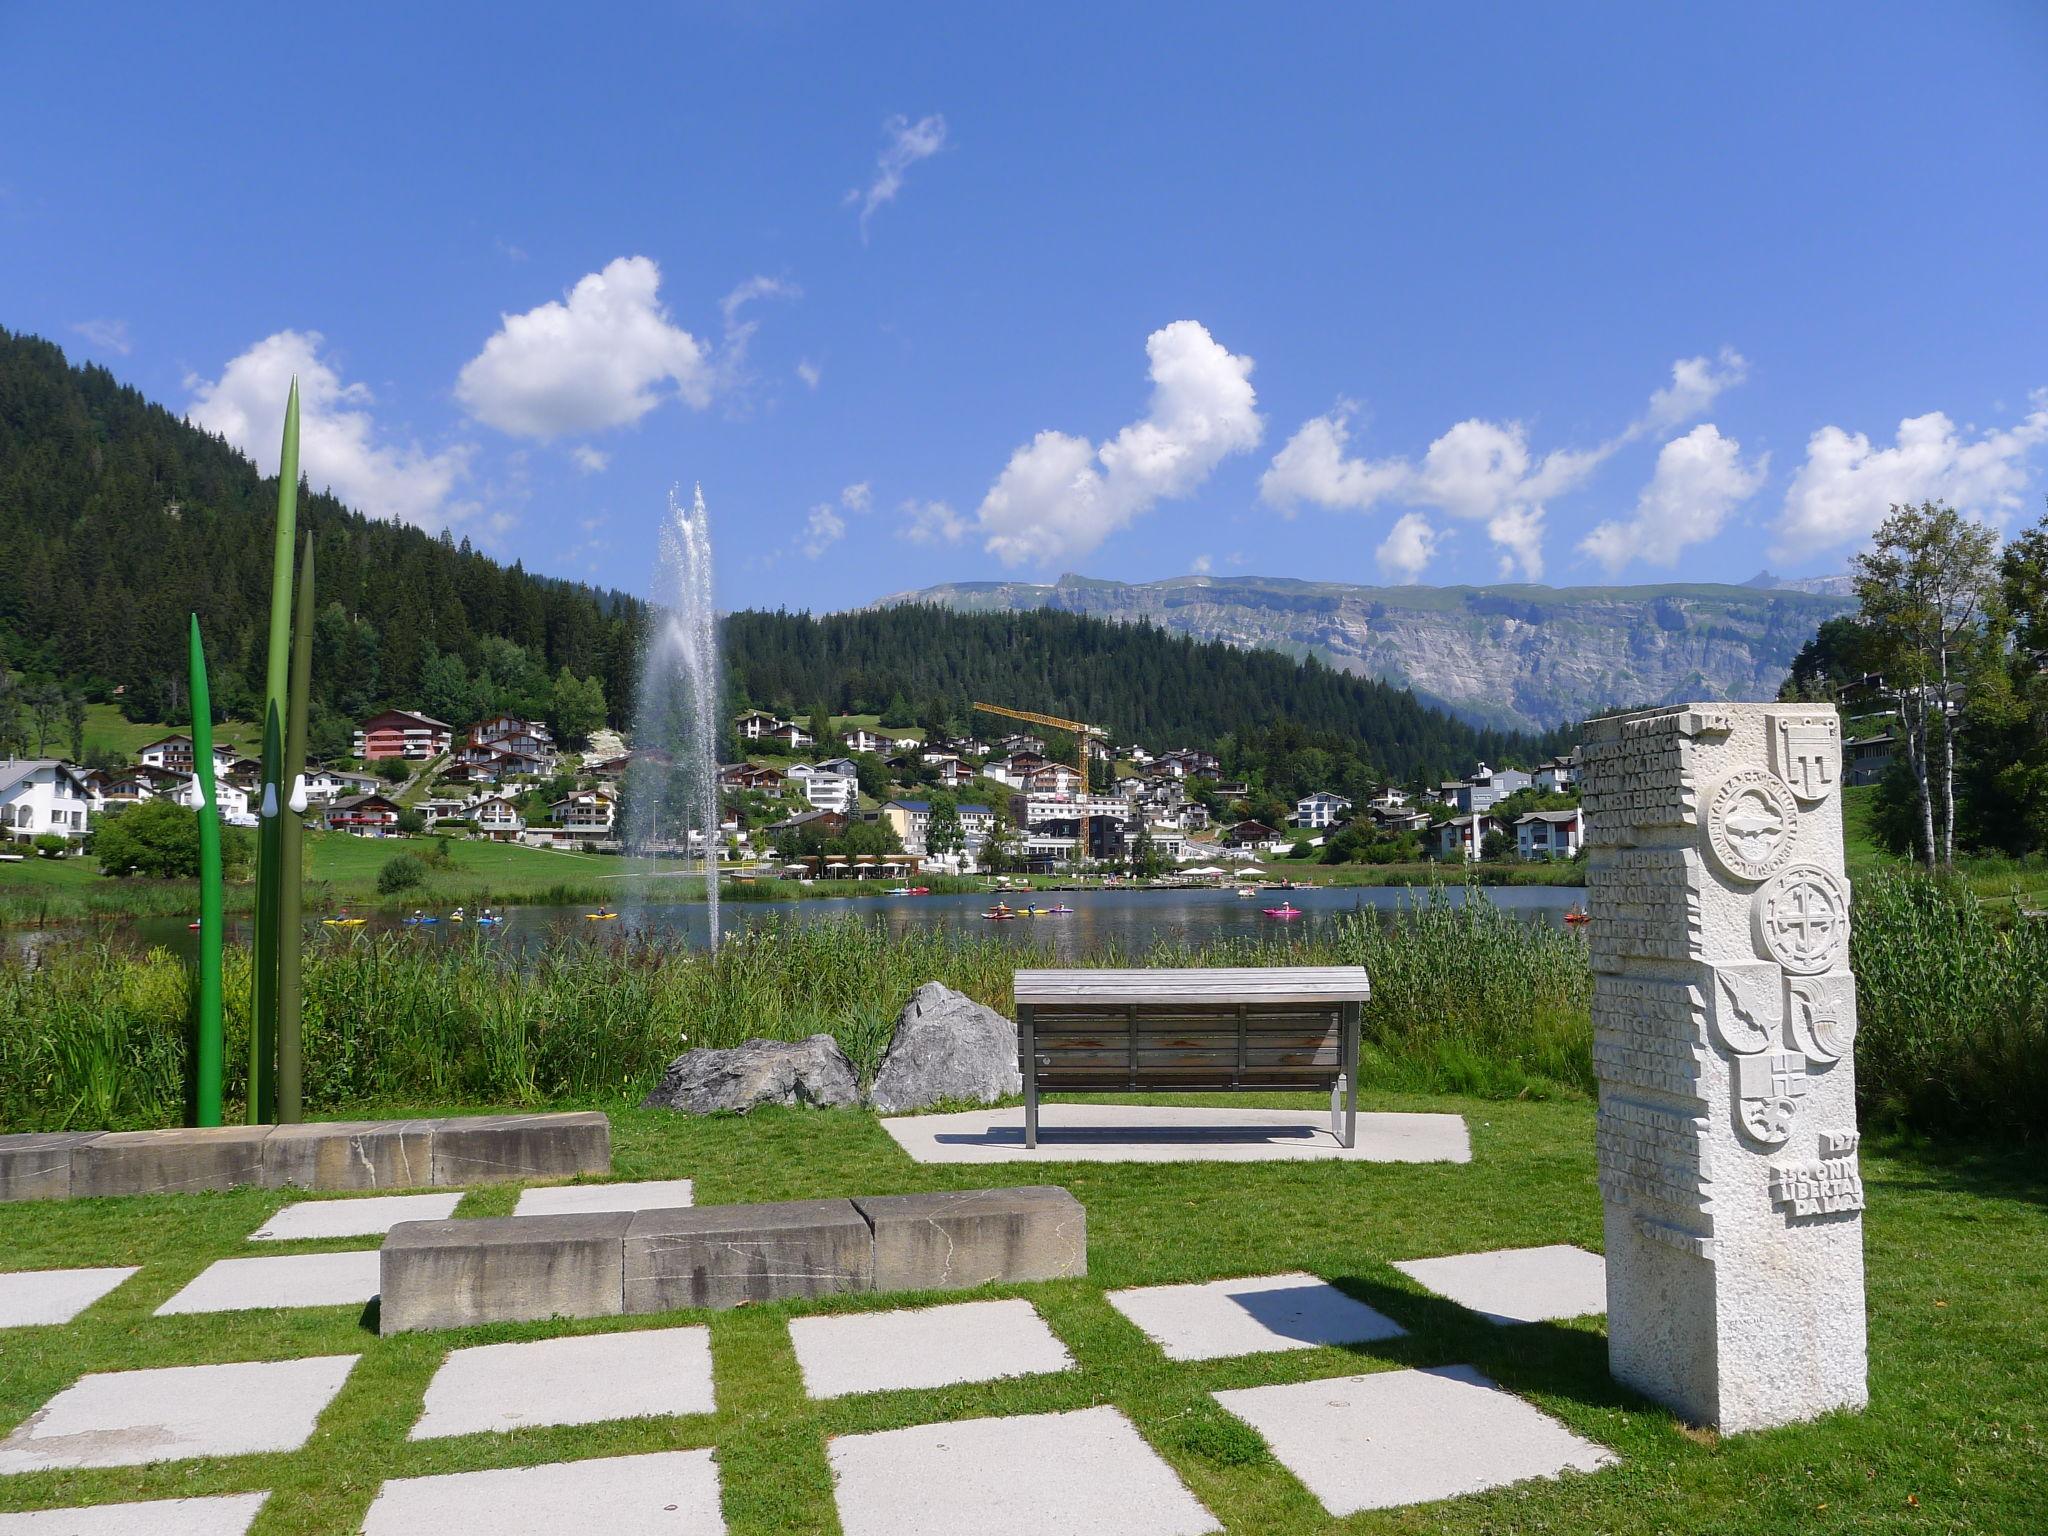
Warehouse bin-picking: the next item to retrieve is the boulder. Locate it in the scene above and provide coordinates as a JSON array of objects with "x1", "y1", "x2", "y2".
[
  {"x1": 642, "y1": 1034, "x2": 860, "y2": 1114},
  {"x1": 868, "y1": 982, "x2": 1022, "y2": 1114}
]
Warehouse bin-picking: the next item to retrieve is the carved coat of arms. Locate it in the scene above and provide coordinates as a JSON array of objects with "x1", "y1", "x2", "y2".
[
  {"x1": 1771, "y1": 713, "x2": 1841, "y2": 804},
  {"x1": 1705, "y1": 769, "x2": 1800, "y2": 882}
]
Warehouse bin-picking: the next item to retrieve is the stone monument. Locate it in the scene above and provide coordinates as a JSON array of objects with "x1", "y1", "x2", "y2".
[{"x1": 1581, "y1": 702, "x2": 1866, "y2": 1433}]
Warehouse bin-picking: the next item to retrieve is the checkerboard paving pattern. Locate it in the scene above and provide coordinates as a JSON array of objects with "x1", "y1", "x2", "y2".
[
  {"x1": 0, "y1": 1267, "x2": 138, "y2": 1329},
  {"x1": 1393, "y1": 1244, "x2": 1608, "y2": 1325},
  {"x1": 788, "y1": 1298, "x2": 1073, "y2": 1399},
  {"x1": 1105, "y1": 1271, "x2": 1406, "y2": 1361},
  {"x1": 412, "y1": 1326, "x2": 715, "y2": 1439},
  {"x1": 0, "y1": 1356, "x2": 358, "y2": 1474},
  {"x1": 1213, "y1": 1363, "x2": 1614, "y2": 1514},
  {"x1": 826, "y1": 1405, "x2": 1219, "y2": 1536},
  {"x1": 359, "y1": 1449, "x2": 723, "y2": 1535},
  {"x1": 155, "y1": 1251, "x2": 382, "y2": 1315},
  {"x1": 250, "y1": 1192, "x2": 462, "y2": 1241}
]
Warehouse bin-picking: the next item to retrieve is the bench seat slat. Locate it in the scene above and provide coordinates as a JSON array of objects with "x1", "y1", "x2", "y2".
[{"x1": 1014, "y1": 967, "x2": 1368, "y2": 1006}]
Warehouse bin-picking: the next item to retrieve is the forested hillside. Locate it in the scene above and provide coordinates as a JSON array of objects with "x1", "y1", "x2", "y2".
[{"x1": 0, "y1": 328, "x2": 1551, "y2": 777}]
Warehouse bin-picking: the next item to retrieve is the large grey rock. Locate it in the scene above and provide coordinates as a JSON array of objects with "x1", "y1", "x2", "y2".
[
  {"x1": 867, "y1": 983, "x2": 1022, "y2": 1114},
  {"x1": 380, "y1": 1212, "x2": 631, "y2": 1333},
  {"x1": 430, "y1": 1111, "x2": 610, "y2": 1184},
  {"x1": 623, "y1": 1199, "x2": 873, "y2": 1312},
  {"x1": 71, "y1": 1125, "x2": 271, "y2": 1197},
  {"x1": 263, "y1": 1119, "x2": 436, "y2": 1191},
  {"x1": 0, "y1": 1132, "x2": 101, "y2": 1201},
  {"x1": 641, "y1": 1035, "x2": 860, "y2": 1114},
  {"x1": 853, "y1": 1186, "x2": 1085, "y2": 1292}
]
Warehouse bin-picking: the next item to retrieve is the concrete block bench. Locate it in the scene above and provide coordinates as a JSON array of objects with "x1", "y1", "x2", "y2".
[
  {"x1": 0, "y1": 1112, "x2": 609, "y2": 1201},
  {"x1": 379, "y1": 1184, "x2": 1086, "y2": 1333}
]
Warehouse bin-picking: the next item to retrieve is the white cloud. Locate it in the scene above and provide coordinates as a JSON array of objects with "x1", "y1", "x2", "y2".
[
  {"x1": 70, "y1": 318, "x2": 131, "y2": 355},
  {"x1": 800, "y1": 503, "x2": 846, "y2": 558},
  {"x1": 1634, "y1": 348, "x2": 1748, "y2": 438},
  {"x1": 1260, "y1": 408, "x2": 1600, "y2": 579},
  {"x1": 1259, "y1": 354, "x2": 1755, "y2": 580},
  {"x1": 848, "y1": 113, "x2": 947, "y2": 238},
  {"x1": 456, "y1": 256, "x2": 712, "y2": 439},
  {"x1": 571, "y1": 445, "x2": 610, "y2": 473},
  {"x1": 1771, "y1": 396, "x2": 2048, "y2": 561},
  {"x1": 1190, "y1": 553, "x2": 1213, "y2": 574},
  {"x1": 795, "y1": 358, "x2": 822, "y2": 390},
  {"x1": 976, "y1": 320, "x2": 1261, "y2": 568},
  {"x1": 717, "y1": 275, "x2": 801, "y2": 386},
  {"x1": 1376, "y1": 513, "x2": 1442, "y2": 583},
  {"x1": 840, "y1": 481, "x2": 872, "y2": 513},
  {"x1": 899, "y1": 498, "x2": 968, "y2": 545},
  {"x1": 187, "y1": 330, "x2": 471, "y2": 529},
  {"x1": 1580, "y1": 424, "x2": 1768, "y2": 573}
]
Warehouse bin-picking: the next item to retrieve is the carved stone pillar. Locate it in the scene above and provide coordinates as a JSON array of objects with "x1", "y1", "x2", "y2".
[{"x1": 1581, "y1": 703, "x2": 1866, "y2": 1432}]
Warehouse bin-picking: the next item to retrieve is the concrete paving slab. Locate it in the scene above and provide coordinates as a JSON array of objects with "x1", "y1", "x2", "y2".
[
  {"x1": 514, "y1": 1179, "x2": 695, "y2": 1217},
  {"x1": 828, "y1": 1405, "x2": 1217, "y2": 1536},
  {"x1": 0, "y1": 1267, "x2": 138, "y2": 1328},
  {"x1": 1393, "y1": 1244, "x2": 1608, "y2": 1325},
  {"x1": 879, "y1": 1104, "x2": 1469, "y2": 1164},
  {"x1": 0, "y1": 1356, "x2": 357, "y2": 1473},
  {"x1": 412, "y1": 1325, "x2": 715, "y2": 1438},
  {"x1": 0, "y1": 1493, "x2": 268, "y2": 1534},
  {"x1": 1213, "y1": 1364, "x2": 1614, "y2": 1514},
  {"x1": 250, "y1": 1192, "x2": 461, "y2": 1241},
  {"x1": 790, "y1": 1298, "x2": 1073, "y2": 1399},
  {"x1": 155, "y1": 1251, "x2": 381, "y2": 1315},
  {"x1": 1106, "y1": 1272, "x2": 1406, "y2": 1361},
  {"x1": 360, "y1": 1449, "x2": 722, "y2": 1535}
]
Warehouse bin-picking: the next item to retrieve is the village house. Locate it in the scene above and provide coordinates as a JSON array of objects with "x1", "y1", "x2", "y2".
[
  {"x1": 1438, "y1": 812, "x2": 1499, "y2": 861},
  {"x1": 1024, "y1": 762, "x2": 1084, "y2": 795},
  {"x1": 733, "y1": 709, "x2": 784, "y2": 741},
  {"x1": 786, "y1": 760, "x2": 857, "y2": 814},
  {"x1": 1293, "y1": 790, "x2": 1353, "y2": 829},
  {"x1": 471, "y1": 797, "x2": 525, "y2": 841},
  {"x1": 324, "y1": 793, "x2": 402, "y2": 835},
  {"x1": 352, "y1": 709, "x2": 453, "y2": 761},
  {"x1": 718, "y1": 762, "x2": 786, "y2": 791},
  {"x1": 764, "y1": 807, "x2": 849, "y2": 845},
  {"x1": 590, "y1": 748, "x2": 673, "y2": 782},
  {"x1": 767, "y1": 721, "x2": 814, "y2": 751},
  {"x1": 1441, "y1": 763, "x2": 1534, "y2": 816},
  {"x1": 843, "y1": 727, "x2": 885, "y2": 755},
  {"x1": 137, "y1": 735, "x2": 237, "y2": 777},
  {"x1": 543, "y1": 788, "x2": 617, "y2": 846},
  {"x1": 171, "y1": 774, "x2": 253, "y2": 824},
  {"x1": 1145, "y1": 823, "x2": 1188, "y2": 862},
  {"x1": 1846, "y1": 733, "x2": 1894, "y2": 786},
  {"x1": 999, "y1": 733, "x2": 1045, "y2": 757},
  {"x1": 1516, "y1": 807, "x2": 1584, "y2": 859},
  {"x1": 926, "y1": 755, "x2": 971, "y2": 788},
  {"x1": 469, "y1": 715, "x2": 556, "y2": 763},
  {"x1": 1221, "y1": 817, "x2": 1284, "y2": 850},
  {"x1": 1533, "y1": 754, "x2": 1579, "y2": 793},
  {"x1": 0, "y1": 760, "x2": 95, "y2": 844},
  {"x1": 303, "y1": 765, "x2": 379, "y2": 804}
]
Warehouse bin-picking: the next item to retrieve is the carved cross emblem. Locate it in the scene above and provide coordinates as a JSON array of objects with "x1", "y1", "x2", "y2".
[
  {"x1": 1756, "y1": 866, "x2": 1849, "y2": 974},
  {"x1": 1735, "y1": 1049, "x2": 1810, "y2": 1146}
]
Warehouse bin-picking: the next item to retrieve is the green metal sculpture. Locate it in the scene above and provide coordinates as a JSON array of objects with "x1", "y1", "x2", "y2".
[
  {"x1": 251, "y1": 379, "x2": 303, "y2": 1124},
  {"x1": 188, "y1": 615, "x2": 225, "y2": 1127},
  {"x1": 277, "y1": 533, "x2": 315, "y2": 1123}
]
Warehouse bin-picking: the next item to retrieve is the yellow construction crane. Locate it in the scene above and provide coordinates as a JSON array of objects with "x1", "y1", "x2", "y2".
[{"x1": 973, "y1": 702, "x2": 1109, "y2": 873}]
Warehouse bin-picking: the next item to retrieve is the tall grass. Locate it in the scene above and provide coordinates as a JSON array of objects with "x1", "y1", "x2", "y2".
[{"x1": 3, "y1": 880, "x2": 2038, "y2": 1138}]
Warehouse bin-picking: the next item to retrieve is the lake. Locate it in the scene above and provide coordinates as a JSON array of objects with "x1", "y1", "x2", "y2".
[{"x1": 9, "y1": 882, "x2": 1583, "y2": 965}]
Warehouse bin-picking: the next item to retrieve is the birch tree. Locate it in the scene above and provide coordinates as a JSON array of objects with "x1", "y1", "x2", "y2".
[{"x1": 1852, "y1": 502, "x2": 2002, "y2": 869}]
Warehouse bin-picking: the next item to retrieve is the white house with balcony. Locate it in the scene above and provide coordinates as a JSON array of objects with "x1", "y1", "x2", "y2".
[
  {"x1": 543, "y1": 788, "x2": 618, "y2": 846},
  {"x1": 0, "y1": 760, "x2": 94, "y2": 844},
  {"x1": 1293, "y1": 790, "x2": 1353, "y2": 829},
  {"x1": 171, "y1": 774, "x2": 253, "y2": 824},
  {"x1": 1515, "y1": 807, "x2": 1584, "y2": 859},
  {"x1": 787, "y1": 761, "x2": 857, "y2": 813},
  {"x1": 472, "y1": 797, "x2": 525, "y2": 841}
]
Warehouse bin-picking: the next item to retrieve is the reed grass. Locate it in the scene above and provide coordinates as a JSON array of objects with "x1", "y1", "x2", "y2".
[{"x1": 2, "y1": 879, "x2": 2038, "y2": 1138}]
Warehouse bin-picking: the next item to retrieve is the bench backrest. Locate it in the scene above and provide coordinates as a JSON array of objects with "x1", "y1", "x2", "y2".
[{"x1": 1013, "y1": 967, "x2": 1369, "y2": 1091}]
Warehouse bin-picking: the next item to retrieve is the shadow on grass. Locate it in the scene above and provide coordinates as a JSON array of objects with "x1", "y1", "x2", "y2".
[{"x1": 1867, "y1": 1133, "x2": 2048, "y2": 1209}]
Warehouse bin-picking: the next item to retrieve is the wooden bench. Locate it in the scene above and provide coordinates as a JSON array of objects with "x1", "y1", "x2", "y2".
[{"x1": 1012, "y1": 967, "x2": 1370, "y2": 1149}]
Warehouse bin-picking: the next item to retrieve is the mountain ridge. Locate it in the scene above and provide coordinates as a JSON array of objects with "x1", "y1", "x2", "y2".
[{"x1": 866, "y1": 572, "x2": 1855, "y2": 732}]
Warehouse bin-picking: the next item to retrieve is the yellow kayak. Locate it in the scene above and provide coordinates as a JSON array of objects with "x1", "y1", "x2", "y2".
[
  {"x1": 584, "y1": 911, "x2": 620, "y2": 921},
  {"x1": 322, "y1": 917, "x2": 366, "y2": 927}
]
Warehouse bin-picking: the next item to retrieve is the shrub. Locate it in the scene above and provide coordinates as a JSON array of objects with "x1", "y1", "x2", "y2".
[
  {"x1": 377, "y1": 853, "x2": 428, "y2": 894},
  {"x1": 32, "y1": 833, "x2": 69, "y2": 858}
]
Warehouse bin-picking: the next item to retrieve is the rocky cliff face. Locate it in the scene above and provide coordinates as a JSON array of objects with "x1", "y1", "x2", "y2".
[{"x1": 868, "y1": 575, "x2": 1853, "y2": 733}]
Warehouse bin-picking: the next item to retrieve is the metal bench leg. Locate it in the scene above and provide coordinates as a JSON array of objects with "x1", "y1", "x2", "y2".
[
  {"x1": 1341, "y1": 1002, "x2": 1360, "y2": 1149},
  {"x1": 1020, "y1": 1006, "x2": 1038, "y2": 1149}
]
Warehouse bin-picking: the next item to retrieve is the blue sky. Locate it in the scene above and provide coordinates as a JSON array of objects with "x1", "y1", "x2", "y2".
[{"x1": 4, "y1": 3, "x2": 2045, "y2": 610}]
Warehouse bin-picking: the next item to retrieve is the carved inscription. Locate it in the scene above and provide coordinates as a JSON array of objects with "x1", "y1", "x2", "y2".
[
  {"x1": 1597, "y1": 1095, "x2": 1712, "y2": 1216},
  {"x1": 1769, "y1": 1129, "x2": 1865, "y2": 1218},
  {"x1": 1705, "y1": 769, "x2": 1800, "y2": 882},
  {"x1": 1637, "y1": 1215, "x2": 1718, "y2": 1262},
  {"x1": 1592, "y1": 975, "x2": 1706, "y2": 1100},
  {"x1": 1581, "y1": 714, "x2": 1696, "y2": 833},
  {"x1": 1587, "y1": 850, "x2": 1701, "y2": 963}
]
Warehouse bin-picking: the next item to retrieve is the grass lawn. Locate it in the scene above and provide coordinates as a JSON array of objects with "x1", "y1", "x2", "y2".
[
  {"x1": 1839, "y1": 783, "x2": 2048, "y2": 908},
  {"x1": 76, "y1": 703, "x2": 262, "y2": 762},
  {"x1": 0, "y1": 1093, "x2": 2039, "y2": 1533}
]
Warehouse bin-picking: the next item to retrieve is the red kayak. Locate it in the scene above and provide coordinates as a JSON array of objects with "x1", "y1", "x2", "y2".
[{"x1": 1261, "y1": 904, "x2": 1303, "y2": 919}]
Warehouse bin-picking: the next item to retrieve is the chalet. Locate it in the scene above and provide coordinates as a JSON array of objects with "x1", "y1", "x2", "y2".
[
  {"x1": 733, "y1": 709, "x2": 784, "y2": 741},
  {"x1": 1515, "y1": 807, "x2": 1584, "y2": 859},
  {"x1": 930, "y1": 756, "x2": 972, "y2": 789},
  {"x1": 0, "y1": 760, "x2": 94, "y2": 843},
  {"x1": 1000, "y1": 733, "x2": 1045, "y2": 756},
  {"x1": 1438, "y1": 813, "x2": 1498, "y2": 861},
  {"x1": 767, "y1": 722, "x2": 814, "y2": 751},
  {"x1": 87, "y1": 763, "x2": 183, "y2": 809},
  {"x1": 1373, "y1": 807, "x2": 1433, "y2": 835},
  {"x1": 472, "y1": 714, "x2": 555, "y2": 754},
  {"x1": 1024, "y1": 763, "x2": 1084, "y2": 795},
  {"x1": 1294, "y1": 791, "x2": 1352, "y2": 829},
  {"x1": 171, "y1": 774, "x2": 253, "y2": 824},
  {"x1": 303, "y1": 766, "x2": 379, "y2": 803},
  {"x1": 1221, "y1": 818, "x2": 1284, "y2": 850},
  {"x1": 843, "y1": 727, "x2": 885, "y2": 755},
  {"x1": 764, "y1": 807, "x2": 849, "y2": 843},
  {"x1": 353, "y1": 710, "x2": 453, "y2": 761},
  {"x1": 223, "y1": 757, "x2": 265, "y2": 790},
  {"x1": 137, "y1": 736, "x2": 237, "y2": 776},
  {"x1": 718, "y1": 763, "x2": 785, "y2": 791},
  {"x1": 1846, "y1": 733, "x2": 1894, "y2": 787},
  {"x1": 1533, "y1": 754, "x2": 1579, "y2": 793},
  {"x1": 420, "y1": 797, "x2": 471, "y2": 826},
  {"x1": 1157, "y1": 748, "x2": 1222, "y2": 781},
  {"x1": 590, "y1": 748, "x2": 674, "y2": 781},
  {"x1": 324, "y1": 793, "x2": 402, "y2": 835},
  {"x1": 991, "y1": 750, "x2": 1048, "y2": 787},
  {"x1": 546, "y1": 789, "x2": 617, "y2": 843},
  {"x1": 472, "y1": 797, "x2": 525, "y2": 841},
  {"x1": 1366, "y1": 787, "x2": 1411, "y2": 813}
]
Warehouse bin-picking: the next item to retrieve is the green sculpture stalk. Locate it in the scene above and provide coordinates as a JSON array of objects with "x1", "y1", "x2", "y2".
[
  {"x1": 188, "y1": 615, "x2": 225, "y2": 1127},
  {"x1": 250, "y1": 378, "x2": 300, "y2": 1124},
  {"x1": 277, "y1": 534, "x2": 315, "y2": 1123}
]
